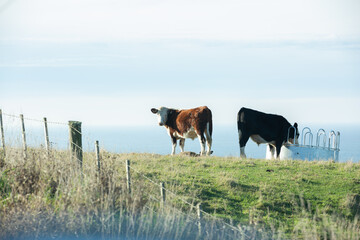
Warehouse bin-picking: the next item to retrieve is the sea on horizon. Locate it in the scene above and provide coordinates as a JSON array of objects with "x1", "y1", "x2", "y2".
[{"x1": 2, "y1": 122, "x2": 360, "y2": 163}]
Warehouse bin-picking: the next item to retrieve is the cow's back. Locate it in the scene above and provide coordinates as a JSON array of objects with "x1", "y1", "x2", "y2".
[
  {"x1": 238, "y1": 107, "x2": 289, "y2": 135},
  {"x1": 176, "y1": 106, "x2": 212, "y2": 135}
]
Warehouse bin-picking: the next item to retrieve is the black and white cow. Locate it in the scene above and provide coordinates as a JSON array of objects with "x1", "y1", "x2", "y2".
[
  {"x1": 151, "y1": 106, "x2": 213, "y2": 156},
  {"x1": 237, "y1": 107, "x2": 299, "y2": 158}
]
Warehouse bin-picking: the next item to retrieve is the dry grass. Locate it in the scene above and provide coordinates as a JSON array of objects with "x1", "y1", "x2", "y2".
[
  {"x1": 0, "y1": 148, "x2": 266, "y2": 240},
  {"x1": 1, "y1": 148, "x2": 359, "y2": 239}
]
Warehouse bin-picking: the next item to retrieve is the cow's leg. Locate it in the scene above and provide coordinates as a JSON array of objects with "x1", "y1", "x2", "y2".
[
  {"x1": 269, "y1": 145, "x2": 276, "y2": 159},
  {"x1": 238, "y1": 129, "x2": 250, "y2": 158},
  {"x1": 275, "y1": 142, "x2": 282, "y2": 159},
  {"x1": 197, "y1": 133, "x2": 206, "y2": 156},
  {"x1": 179, "y1": 139, "x2": 185, "y2": 152},
  {"x1": 204, "y1": 123, "x2": 212, "y2": 155},
  {"x1": 171, "y1": 137, "x2": 177, "y2": 155}
]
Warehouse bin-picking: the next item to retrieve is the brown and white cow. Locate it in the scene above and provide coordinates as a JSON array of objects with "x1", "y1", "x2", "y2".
[{"x1": 151, "y1": 106, "x2": 213, "y2": 156}]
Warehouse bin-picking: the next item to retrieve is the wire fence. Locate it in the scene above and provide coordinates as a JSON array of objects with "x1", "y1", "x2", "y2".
[{"x1": 0, "y1": 109, "x2": 250, "y2": 239}]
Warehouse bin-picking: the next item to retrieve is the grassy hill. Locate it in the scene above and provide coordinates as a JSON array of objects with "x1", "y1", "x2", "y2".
[
  {"x1": 1, "y1": 148, "x2": 359, "y2": 239},
  {"x1": 118, "y1": 153, "x2": 360, "y2": 237}
]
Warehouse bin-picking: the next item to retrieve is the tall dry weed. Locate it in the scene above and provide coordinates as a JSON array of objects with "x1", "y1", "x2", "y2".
[
  {"x1": 1, "y1": 148, "x2": 359, "y2": 239},
  {"x1": 1, "y1": 148, "x2": 256, "y2": 239}
]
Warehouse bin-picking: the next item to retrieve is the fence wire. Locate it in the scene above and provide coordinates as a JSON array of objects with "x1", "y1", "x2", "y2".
[
  {"x1": 0, "y1": 110, "x2": 248, "y2": 239},
  {"x1": 126, "y1": 161, "x2": 247, "y2": 238},
  {"x1": 1, "y1": 112, "x2": 99, "y2": 153}
]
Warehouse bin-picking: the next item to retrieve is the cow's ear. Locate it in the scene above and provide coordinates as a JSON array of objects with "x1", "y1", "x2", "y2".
[
  {"x1": 294, "y1": 122, "x2": 298, "y2": 128},
  {"x1": 151, "y1": 108, "x2": 158, "y2": 114}
]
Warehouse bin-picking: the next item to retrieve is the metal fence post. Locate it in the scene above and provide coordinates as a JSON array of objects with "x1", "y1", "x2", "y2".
[
  {"x1": 20, "y1": 114, "x2": 27, "y2": 159},
  {"x1": 95, "y1": 140, "x2": 100, "y2": 172},
  {"x1": 126, "y1": 159, "x2": 131, "y2": 194},
  {"x1": 197, "y1": 203, "x2": 202, "y2": 235},
  {"x1": 43, "y1": 117, "x2": 50, "y2": 158},
  {"x1": 160, "y1": 182, "x2": 166, "y2": 207},
  {"x1": 0, "y1": 109, "x2": 5, "y2": 157}
]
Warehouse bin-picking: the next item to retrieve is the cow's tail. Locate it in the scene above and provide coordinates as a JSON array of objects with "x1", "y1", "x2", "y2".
[
  {"x1": 208, "y1": 108, "x2": 213, "y2": 137},
  {"x1": 237, "y1": 109, "x2": 244, "y2": 143},
  {"x1": 237, "y1": 114, "x2": 242, "y2": 132}
]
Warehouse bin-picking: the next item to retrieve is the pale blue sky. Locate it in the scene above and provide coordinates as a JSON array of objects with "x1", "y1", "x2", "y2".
[{"x1": 1, "y1": 0, "x2": 360, "y2": 126}]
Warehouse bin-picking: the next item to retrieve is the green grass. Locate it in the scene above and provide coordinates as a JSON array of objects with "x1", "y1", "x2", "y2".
[
  {"x1": 1, "y1": 148, "x2": 359, "y2": 239},
  {"x1": 116, "y1": 154, "x2": 360, "y2": 233}
]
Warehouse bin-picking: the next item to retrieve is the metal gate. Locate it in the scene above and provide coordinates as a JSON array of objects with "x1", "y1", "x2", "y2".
[{"x1": 266, "y1": 127, "x2": 340, "y2": 161}]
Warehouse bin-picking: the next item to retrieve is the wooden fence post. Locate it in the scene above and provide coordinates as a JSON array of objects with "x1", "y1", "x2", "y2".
[
  {"x1": 0, "y1": 109, "x2": 5, "y2": 157},
  {"x1": 95, "y1": 140, "x2": 100, "y2": 172},
  {"x1": 126, "y1": 159, "x2": 131, "y2": 194},
  {"x1": 20, "y1": 114, "x2": 27, "y2": 159},
  {"x1": 160, "y1": 182, "x2": 166, "y2": 207},
  {"x1": 197, "y1": 203, "x2": 202, "y2": 235},
  {"x1": 43, "y1": 117, "x2": 50, "y2": 158},
  {"x1": 68, "y1": 121, "x2": 82, "y2": 168}
]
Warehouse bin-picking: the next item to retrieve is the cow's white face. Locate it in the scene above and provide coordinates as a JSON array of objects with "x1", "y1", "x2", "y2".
[
  {"x1": 288, "y1": 123, "x2": 300, "y2": 144},
  {"x1": 151, "y1": 107, "x2": 169, "y2": 126}
]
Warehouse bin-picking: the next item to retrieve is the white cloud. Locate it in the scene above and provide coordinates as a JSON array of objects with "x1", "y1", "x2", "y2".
[
  {"x1": 1, "y1": 0, "x2": 359, "y2": 127},
  {"x1": 1, "y1": 0, "x2": 359, "y2": 42}
]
